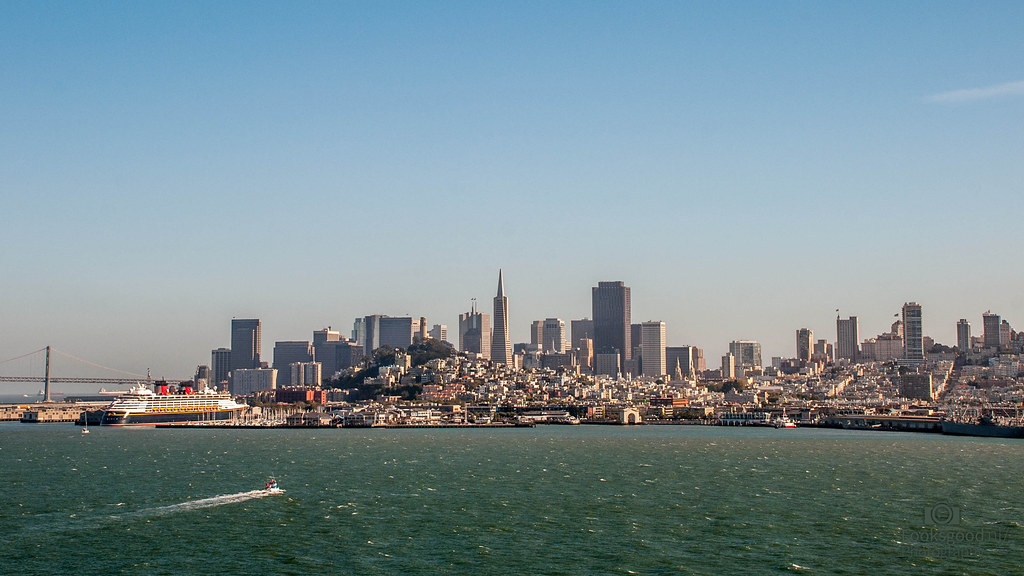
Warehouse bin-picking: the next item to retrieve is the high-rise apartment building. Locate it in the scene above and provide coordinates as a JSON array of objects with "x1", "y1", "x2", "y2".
[
  {"x1": 956, "y1": 319, "x2": 971, "y2": 351},
  {"x1": 729, "y1": 340, "x2": 762, "y2": 370},
  {"x1": 592, "y1": 281, "x2": 631, "y2": 373},
  {"x1": 231, "y1": 367, "x2": 277, "y2": 396},
  {"x1": 640, "y1": 321, "x2": 667, "y2": 378},
  {"x1": 983, "y1": 311, "x2": 1001, "y2": 349},
  {"x1": 429, "y1": 324, "x2": 448, "y2": 343},
  {"x1": 836, "y1": 316, "x2": 859, "y2": 362},
  {"x1": 721, "y1": 353, "x2": 736, "y2": 379},
  {"x1": 490, "y1": 270, "x2": 512, "y2": 365},
  {"x1": 796, "y1": 328, "x2": 813, "y2": 362},
  {"x1": 230, "y1": 318, "x2": 262, "y2": 371},
  {"x1": 459, "y1": 302, "x2": 491, "y2": 359},
  {"x1": 902, "y1": 302, "x2": 924, "y2": 361}
]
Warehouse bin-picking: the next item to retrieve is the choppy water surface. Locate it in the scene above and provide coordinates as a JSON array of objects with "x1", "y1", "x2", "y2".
[{"x1": 1, "y1": 424, "x2": 1022, "y2": 575}]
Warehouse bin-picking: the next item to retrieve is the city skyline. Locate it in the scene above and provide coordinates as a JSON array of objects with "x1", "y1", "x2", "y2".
[{"x1": 1, "y1": 3, "x2": 1022, "y2": 383}]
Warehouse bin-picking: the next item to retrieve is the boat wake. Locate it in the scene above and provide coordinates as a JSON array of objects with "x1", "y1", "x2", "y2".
[{"x1": 117, "y1": 489, "x2": 281, "y2": 520}]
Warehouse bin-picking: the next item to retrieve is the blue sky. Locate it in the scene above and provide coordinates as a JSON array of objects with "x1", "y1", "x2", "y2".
[{"x1": 2, "y1": 1, "x2": 1022, "y2": 387}]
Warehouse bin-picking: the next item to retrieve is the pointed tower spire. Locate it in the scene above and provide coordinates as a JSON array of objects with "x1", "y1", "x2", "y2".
[{"x1": 491, "y1": 269, "x2": 512, "y2": 365}]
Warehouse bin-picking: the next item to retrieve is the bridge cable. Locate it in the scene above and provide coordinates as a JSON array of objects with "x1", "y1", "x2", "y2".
[
  {"x1": 0, "y1": 348, "x2": 47, "y2": 365},
  {"x1": 49, "y1": 347, "x2": 150, "y2": 379}
]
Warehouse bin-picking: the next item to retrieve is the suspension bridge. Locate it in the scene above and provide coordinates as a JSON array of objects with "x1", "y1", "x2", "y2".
[{"x1": 0, "y1": 346, "x2": 171, "y2": 402}]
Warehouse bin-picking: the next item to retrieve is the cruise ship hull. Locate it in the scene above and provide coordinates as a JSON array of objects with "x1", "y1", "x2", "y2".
[{"x1": 101, "y1": 408, "x2": 244, "y2": 426}]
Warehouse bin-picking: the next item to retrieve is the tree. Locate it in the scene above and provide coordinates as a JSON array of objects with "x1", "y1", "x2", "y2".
[{"x1": 407, "y1": 337, "x2": 455, "y2": 366}]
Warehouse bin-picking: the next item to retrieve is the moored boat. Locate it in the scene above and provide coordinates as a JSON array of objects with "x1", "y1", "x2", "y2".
[
  {"x1": 941, "y1": 416, "x2": 1024, "y2": 438},
  {"x1": 101, "y1": 382, "x2": 246, "y2": 426}
]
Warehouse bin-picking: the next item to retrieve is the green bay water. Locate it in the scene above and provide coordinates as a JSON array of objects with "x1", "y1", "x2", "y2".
[{"x1": 1, "y1": 424, "x2": 1022, "y2": 575}]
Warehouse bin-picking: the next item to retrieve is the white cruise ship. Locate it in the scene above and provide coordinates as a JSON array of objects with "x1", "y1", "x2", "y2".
[{"x1": 101, "y1": 382, "x2": 247, "y2": 426}]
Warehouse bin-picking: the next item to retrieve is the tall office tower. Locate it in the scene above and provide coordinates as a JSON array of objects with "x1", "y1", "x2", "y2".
[
  {"x1": 956, "y1": 319, "x2": 971, "y2": 351},
  {"x1": 211, "y1": 348, "x2": 232, "y2": 390},
  {"x1": 721, "y1": 353, "x2": 736, "y2": 379},
  {"x1": 429, "y1": 324, "x2": 448, "y2": 343},
  {"x1": 574, "y1": 338, "x2": 594, "y2": 372},
  {"x1": 665, "y1": 347, "x2": 691, "y2": 379},
  {"x1": 351, "y1": 318, "x2": 365, "y2": 345},
  {"x1": 273, "y1": 341, "x2": 314, "y2": 387},
  {"x1": 530, "y1": 320, "x2": 544, "y2": 349},
  {"x1": 640, "y1": 321, "x2": 667, "y2": 377},
  {"x1": 1000, "y1": 320, "x2": 1011, "y2": 351},
  {"x1": 902, "y1": 302, "x2": 924, "y2": 361},
  {"x1": 592, "y1": 281, "x2": 631, "y2": 373},
  {"x1": 194, "y1": 365, "x2": 211, "y2": 391},
  {"x1": 729, "y1": 340, "x2": 762, "y2": 369},
  {"x1": 491, "y1": 270, "x2": 513, "y2": 365},
  {"x1": 361, "y1": 315, "x2": 382, "y2": 355},
  {"x1": 630, "y1": 323, "x2": 643, "y2": 362},
  {"x1": 796, "y1": 328, "x2": 813, "y2": 362},
  {"x1": 571, "y1": 318, "x2": 594, "y2": 349},
  {"x1": 379, "y1": 316, "x2": 416, "y2": 350},
  {"x1": 459, "y1": 302, "x2": 491, "y2": 359},
  {"x1": 982, "y1": 311, "x2": 1001, "y2": 349},
  {"x1": 317, "y1": 340, "x2": 364, "y2": 382},
  {"x1": 813, "y1": 339, "x2": 834, "y2": 363},
  {"x1": 313, "y1": 328, "x2": 341, "y2": 346},
  {"x1": 836, "y1": 316, "x2": 859, "y2": 362},
  {"x1": 230, "y1": 318, "x2": 262, "y2": 371},
  {"x1": 543, "y1": 318, "x2": 567, "y2": 353},
  {"x1": 693, "y1": 347, "x2": 706, "y2": 372},
  {"x1": 594, "y1": 352, "x2": 621, "y2": 377}
]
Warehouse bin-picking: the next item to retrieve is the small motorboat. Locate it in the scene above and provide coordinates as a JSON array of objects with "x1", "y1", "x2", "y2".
[{"x1": 265, "y1": 479, "x2": 283, "y2": 493}]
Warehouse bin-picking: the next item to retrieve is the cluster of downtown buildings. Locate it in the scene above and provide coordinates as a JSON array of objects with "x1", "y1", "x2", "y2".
[{"x1": 192, "y1": 272, "x2": 1024, "y2": 417}]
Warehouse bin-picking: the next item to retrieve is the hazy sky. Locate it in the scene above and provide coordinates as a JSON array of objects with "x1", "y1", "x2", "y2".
[{"x1": 2, "y1": 1, "x2": 1022, "y2": 388}]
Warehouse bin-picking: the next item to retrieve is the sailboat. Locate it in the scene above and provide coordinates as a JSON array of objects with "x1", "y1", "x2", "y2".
[{"x1": 82, "y1": 410, "x2": 90, "y2": 434}]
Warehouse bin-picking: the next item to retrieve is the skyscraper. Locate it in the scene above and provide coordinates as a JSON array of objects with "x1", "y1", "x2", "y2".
[
  {"x1": 273, "y1": 341, "x2": 314, "y2": 387},
  {"x1": 836, "y1": 316, "x2": 859, "y2": 362},
  {"x1": 729, "y1": 340, "x2": 762, "y2": 370},
  {"x1": 490, "y1": 270, "x2": 512, "y2": 365},
  {"x1": 983, "y1": 311, "x2": 1001, "y2": 349},
  {"x1": 211, "y1": 347, "x2": 232, "y2": 390},
  {"x1": 570, "y1": 319, "x2": 594, "y2": 350},
  {"x1": 721, "y1": 353, "x2": 736, "y2": 379},
  {"x1": 902, "y1": 302, "x2": 924, "y2": 361},
  {"x1": 230, "y1": 318, "x2": 261, "y2": 371},
  {"x1": 459, "y1": 301, "x2": 491, "y2": 359},
  {"x1": 542, "y1": 318, "x2": 567, "y2": 353},
  {"x1": 640, "y1": 321, "x2": 666, "y2": 378},
  {"x1": 956, "y1": 319, "x2": 971, "y2": 351},
  {"x1": 592, "y1": 281, "x2": 631, "y2": 373},
  {"x1": 796, "y1": 328, "x2": 813, "y2": 362}
]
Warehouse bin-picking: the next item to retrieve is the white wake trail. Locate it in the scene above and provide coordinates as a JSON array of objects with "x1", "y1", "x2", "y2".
[{"x1": 118, "y1": 489, "x2": 279, "y2": 519}]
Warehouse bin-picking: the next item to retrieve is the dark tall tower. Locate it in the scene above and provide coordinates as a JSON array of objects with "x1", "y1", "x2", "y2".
[
  {"x1": 592, "y1": 281, "x2": 631, "y2": 372},
  {"x1": 491, "y1": 270, "x2": 512, "y2": 365},
  {"x1": 230, "y1": 318, "x2": 261, "y2": 371}
]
